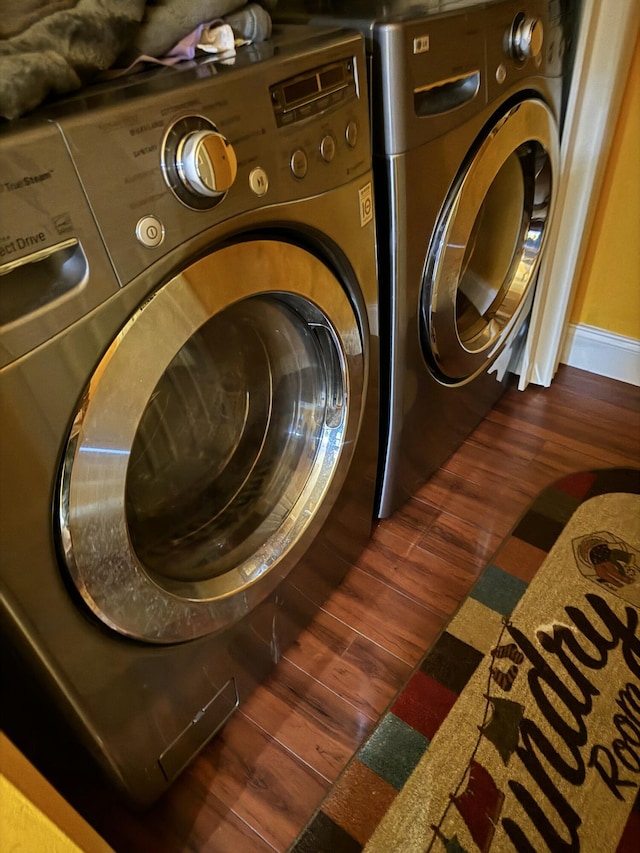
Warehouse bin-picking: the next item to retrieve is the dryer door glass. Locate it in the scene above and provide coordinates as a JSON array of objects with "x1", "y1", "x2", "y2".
[
  {"x1": 58, "y1": 240, "x2": 366, "y2": 643},
  {"x1": 421, "y1": 98, "x2": 559, "y2": 384}
]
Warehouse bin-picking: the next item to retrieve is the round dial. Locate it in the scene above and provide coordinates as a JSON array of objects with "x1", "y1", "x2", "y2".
[
  {"x1": 178, "y1": 130, "x2": 237, "y2": 197},
  {"x1": 162, "y1": 116, "x2": 237, "y2": 210},
  {"x1": 509, "y1": 14, "x2": 544, "y2": 62}
]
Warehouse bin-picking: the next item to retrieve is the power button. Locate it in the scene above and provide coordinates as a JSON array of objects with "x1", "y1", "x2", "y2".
[{"x1": 136, "y1": 215, "x2": 165, "y2": 248}]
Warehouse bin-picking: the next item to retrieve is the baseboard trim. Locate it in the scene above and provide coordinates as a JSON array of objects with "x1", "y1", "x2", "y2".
[{"x1": 560, "y1": 323, "x2": 640, "y2": 385}]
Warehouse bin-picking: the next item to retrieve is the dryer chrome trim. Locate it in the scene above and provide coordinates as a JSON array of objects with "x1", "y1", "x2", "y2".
[{"x1": 420, "y1": 97, "x2": 559, "y2": 385}]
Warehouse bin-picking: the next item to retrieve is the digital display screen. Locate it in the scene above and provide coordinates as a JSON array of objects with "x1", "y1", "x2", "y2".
[
  {"x1": 283, "y1": 76, "x2": 319, "y2": 105},
  {"x1": 271, "y1": 60, "x2": 353, "y2": 125},
  {"x1": 319, "y1": 66, "x2": 344, "y2": 89}
]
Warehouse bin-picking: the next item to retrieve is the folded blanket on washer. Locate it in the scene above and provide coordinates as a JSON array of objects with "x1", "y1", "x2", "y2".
[
  {"x1": 124, "y1": 0, "x2": 276, "y2": 60},
  {"x1": 0, "y1": 0, "x2": 277, "y2": 120}
]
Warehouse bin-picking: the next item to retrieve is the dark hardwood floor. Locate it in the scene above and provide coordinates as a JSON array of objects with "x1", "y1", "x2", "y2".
[{"x1": 20, "y1": 366, "x2": 640, "y2": 851}]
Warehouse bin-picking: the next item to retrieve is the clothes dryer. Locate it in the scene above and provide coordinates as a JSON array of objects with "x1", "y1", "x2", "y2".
[
  {"x1": 275, "y1": 1, "x2": 564, "y2": 516},
  {"x1": 0, "y1": 26, "x2": 378, "y2": 806}
]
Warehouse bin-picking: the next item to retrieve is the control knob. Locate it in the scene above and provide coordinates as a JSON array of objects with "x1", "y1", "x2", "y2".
[
  {"x1": 177, "y1": 130, "x2": 237, "y2": 197},
  {"x1": 508, "y1": 14, "x2": 544, "y2": 62}
]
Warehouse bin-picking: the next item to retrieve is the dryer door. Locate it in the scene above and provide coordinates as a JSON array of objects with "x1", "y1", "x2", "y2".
[
  {"x1": 420, "y1": 98, "x2": 559, "y2": 384},
  {"x1": 59, "y1": 240, "x2": 366, "y2": 643}
]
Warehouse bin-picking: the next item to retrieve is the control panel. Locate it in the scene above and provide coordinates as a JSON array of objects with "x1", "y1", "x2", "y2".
[
  {"x1": 485, "y1": 0, "x2": 560, "y2": 102},
  {"x1": 40, "y1": 33, "x2": 369, "y2": 288},
  {"x1": 270, "y1": 57, "x2": 357, "y2": 127},
  {"x1": 0, "y1": 28, "x2": 371, "y2": 361}
]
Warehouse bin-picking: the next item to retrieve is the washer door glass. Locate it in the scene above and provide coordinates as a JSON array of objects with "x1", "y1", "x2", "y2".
[
  {"x1": 420, "y1": 98, "x2": 559, "y2": 384},
  {"x1": 58, "y1": 240, "x2": 366, "y2": 643}
]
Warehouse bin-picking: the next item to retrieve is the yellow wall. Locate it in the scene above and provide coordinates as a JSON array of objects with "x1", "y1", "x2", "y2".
[
  {"x1": 569, "y1": 31, "x2": 640, "y2": 340},
  {"x1": 0, "y1": 734, "x2": 113, "y2": 852}
]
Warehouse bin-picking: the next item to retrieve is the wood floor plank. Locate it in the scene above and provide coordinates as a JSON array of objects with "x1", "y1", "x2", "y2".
[
  {"x1": 371, "y1": 520, "x2": 418, "y2": 558},
  {"x1": 533, "y1": 438, "x2": 639, "y2": 478},
  {"x1": 444, "y1": 417, "x2": 545, "y2": 476},
  {"x1": 413, "y1": 468, "x2": 536, "y2": 538},
  {"x1": 320, "y1": 565, "x2": 448, "y2": 665},
  {"x1": 415, "y1": 513, "x2": 504, "y2": 576},
  {"x1": 335, "y1": 636, "x2": 413, "y2": 717},
  {"x1": 132, "y1": 781, "x2": 278, "y2": 853},
  {"x1": 358, "y1": 517, "x2": 501, "y2": 616},
  {"x1": 496, "y1": 390, "x2": 640, "y2": 451},
  {"x1": 239, "y1": 657, "x2": 377, "y2": 782},
  {"x1": 186, "y1": 713, "x2": 327, "y2": 852},
  {"x1": 549, "y1": 365, "x2": 640, "y2": 411},
  {"x1": 283, "y1": 608, "x2": 412, "y2": 720},
  {"x1": 493, "y1": 376, "x2": 640, "y2": 463},
  {"x1": 355, "y1": 527, "x2": 418, "y2": 586},
  {"x1": 447, "y1": 425, "x2": 636, "y2": 501},
  {"x1": 376, "y1": 496, "x2": 441, "y2": 543},
  {"x1": 487, "y1": 406, "x2": 640, "y2": 469},
  {"x1": 397, "y1": 548, "x2": 479, "y2": 617}
]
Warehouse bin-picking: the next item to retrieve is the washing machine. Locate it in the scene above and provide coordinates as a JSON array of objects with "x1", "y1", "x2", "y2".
[
  {"x1": 275, "y1": 0, "x2": 563, "y2": 516},
  {"x1": 0, "y1": 25, "x2": 378, "y2": 807}
]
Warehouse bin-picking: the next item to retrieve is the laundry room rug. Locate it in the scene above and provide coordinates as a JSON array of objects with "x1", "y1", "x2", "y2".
[{"x1": 291, "y1": 467, "x2": 640, "y2": 853}]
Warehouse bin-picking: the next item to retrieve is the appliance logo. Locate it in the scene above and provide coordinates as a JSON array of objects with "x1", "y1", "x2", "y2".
[
  {"x1": 0, "y1": 231, "x2": 47, "y2": 260},
  {"x1": 359, "y1": 182, "x2": 373, "y2": 227},
  {"x1": 1, "y1": 170, "x2": 54, "y2": 192},
  {"x1": 413, "y1": 35, "x2": 430, "y2": 54}
]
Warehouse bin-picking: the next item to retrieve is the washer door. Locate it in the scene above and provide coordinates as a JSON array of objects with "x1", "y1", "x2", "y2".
[
  {"x1": 420, "y1": 98, "x2": 559, "y2": 384},
  {"x1": 59, "y1": 240, "x2": 366, "y2": 643}
]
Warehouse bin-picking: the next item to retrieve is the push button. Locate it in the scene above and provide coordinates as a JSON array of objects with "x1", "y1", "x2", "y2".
[
  {"x1": 290, "y1": 149, "x2": 308, "y2": 179},
  {"x1": 249, "y1": 167, "x2": 269, "y2": 196},
  {"x1": 320, "y1": 134, "x2": 336, "y2": 163},
  {"x1": 135, "y1": 215, "x2": 164, "y2": 248},
  {"x1": 345, "y1": 119, "x2": 358, "y2": 148}
]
